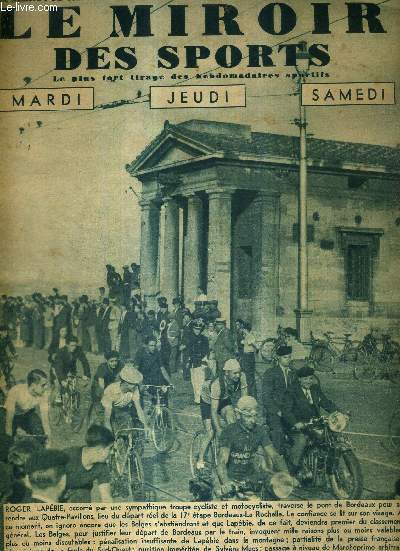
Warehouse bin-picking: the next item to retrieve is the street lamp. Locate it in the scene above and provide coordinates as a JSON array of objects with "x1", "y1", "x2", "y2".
[{"x1": 294, "y1": 41, "x2": 313, "y2": 342}]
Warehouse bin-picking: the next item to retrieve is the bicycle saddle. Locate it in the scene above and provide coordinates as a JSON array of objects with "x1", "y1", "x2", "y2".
[
  {"x1": 343, "y1": 333, "x2": 352, "y2": 337},
  {"x1": 325, "y1": 330, "x2": 334, "y2": 335}
]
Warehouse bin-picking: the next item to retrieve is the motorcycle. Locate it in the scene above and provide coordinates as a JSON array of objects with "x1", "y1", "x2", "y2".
[{"x1": 293, "y1": 412, "x2": 363, "y2": 499}]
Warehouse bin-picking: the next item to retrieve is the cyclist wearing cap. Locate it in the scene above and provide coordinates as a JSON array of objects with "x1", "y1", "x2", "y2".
[
  {"x1": 200, "y1": 358, "x2": 247, "y2": 437},
  {"x1": 101, "y1": 363, "x2": 148, "y2": 437},
  {"x1": 217, "y1": 396, "x2": 289, "y2": 497}
]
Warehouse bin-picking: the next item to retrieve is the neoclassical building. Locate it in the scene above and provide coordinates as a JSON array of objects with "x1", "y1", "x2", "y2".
[{"x1": 127, "y1": 119, "x2": 400, "y2": 338}]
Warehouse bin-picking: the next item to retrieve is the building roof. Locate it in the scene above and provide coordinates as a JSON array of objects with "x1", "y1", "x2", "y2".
[{"x1": 128, "y1": 119, "x2": 400, "y2": 175}]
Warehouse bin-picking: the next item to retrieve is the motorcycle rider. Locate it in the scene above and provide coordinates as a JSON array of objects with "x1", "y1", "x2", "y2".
[{"x1": 281, "y1": 365, "x2": 339, "y2": 476}]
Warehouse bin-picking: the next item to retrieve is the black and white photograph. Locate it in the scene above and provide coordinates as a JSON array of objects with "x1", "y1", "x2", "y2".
[{"x1": 0, "y1": 0, "x2": 399, "y2": 510}]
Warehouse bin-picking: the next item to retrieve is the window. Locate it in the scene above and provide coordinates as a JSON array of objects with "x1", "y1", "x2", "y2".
[
  {"x1": 237, "y1": 246, "x2": 253, "y2": 299},
  {"x1": 346, "y1": 245, "x2": 371, "y2": 301}
]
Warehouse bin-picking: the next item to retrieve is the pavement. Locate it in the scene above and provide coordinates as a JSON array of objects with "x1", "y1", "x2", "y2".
[{"x1": 7, "y1": 345, "x2": 400, "y2": 502}]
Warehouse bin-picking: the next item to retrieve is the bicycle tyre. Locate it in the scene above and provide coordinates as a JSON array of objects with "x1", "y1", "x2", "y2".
[
  {"x1": 50, "y1": 389, "x2": 63, "y2": 426},
  {"x1": 151, "y1": 406, "x2": 175, "y2": 453},
  {"x1": 190, "y1": 430, "x2": 218, "y2": 477},
  {"x1": 310, "y1": 345, "x2": 335, "y2": 373},
  {"x1": 71, "y1": 390, "x2": 84, "y2": 433},
  {"x1": 127, "y1": 447, "x2": 145, "y2": 498},
  {"x1": 389, "y1": 409, "x2": 400, "y2": 451},
  {"x1": 49, "y1": 403, "x2": 63, "y2": 427}
]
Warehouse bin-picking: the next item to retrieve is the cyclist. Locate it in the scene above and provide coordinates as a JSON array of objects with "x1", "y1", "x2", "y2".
[
  {"x1": 53, "y1": 336, "x2": 90, "y2": 401},
  {"x1": 135, "y1": 336, "x2": 173, "y2": 406},
  {"x1": 196, "y1": 358, "x2": 247, "y2": 470},
  {"x1": 63, "y1": 424, "x2": 114, "y2": 503},
  {"x1": 101, "y1": 363, "x2": 148, "y2": 438},
  {"x1": 217, "y1": 396, "x2": 290, "y2": 497},
  {"x1": 0, "y1": 324, "x2": 17, "y2": 392},
  {"x1": 91, "y1": 350, "x2": 122, "y2": 403},
  {"x1": 5, "y1": 369, "x2": 50, "y2": 444}
]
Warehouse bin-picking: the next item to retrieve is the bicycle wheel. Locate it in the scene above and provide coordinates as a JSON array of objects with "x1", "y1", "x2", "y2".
[
  {"x1": 353, "y1": 350, "x2": 375, "y2": 382},
  {"x1": 190, "y1": 430, "x2": 218, "y2": 477},
  {"x1": 49, "y1": 389, "x2": 63, "y2": 426},
  {"x1": 151, "y1": 406, "x2": 175, "y2": 453},
  {"x1": 109, "y1": 436, "x2": 130, "y2": 498},
  {"x1": 127, "y1": 447, "x2": 145, "y2": 498},
  {"x1": 389, "y1": 410, "x2": 400, "y2": 451},
  {"x1": 310, "y1": 346, "x2": 334, "y2": 373},
  {"x1": 71, "y1": 390, "x2": 84, "y2": 433}
]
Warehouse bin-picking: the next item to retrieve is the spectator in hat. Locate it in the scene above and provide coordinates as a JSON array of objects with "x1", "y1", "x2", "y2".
[
  {"x1": 261, "y1": 345, "x2": 296, "y2": 455},
  {"x1": 282, "y1": 365, "x2": 338, "y2": 474},
  {"x1": 25, "y1": 449, "x2": 69, "y2": 503}
]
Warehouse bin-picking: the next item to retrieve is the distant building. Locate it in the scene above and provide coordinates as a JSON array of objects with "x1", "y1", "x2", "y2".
[{"x1": 127, "y1": 119, "x2": 400, "y2": 338}]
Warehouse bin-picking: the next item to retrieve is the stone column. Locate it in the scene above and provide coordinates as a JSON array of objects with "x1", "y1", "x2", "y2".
[
  {"x1": 207, "y1": 190, "x2": 232, "y2": 326},
  {"x1": 184, "y1": 194, "x2": 204, "y2": 308},
  {"x1": 253, "y1": 193, "x2": 280, "y2": 336},
  {"x1": 161, "y1": 197, "x2": 180, "y2": 305},
  {"x1": 139, "y1": 199, "x2": 160, "y2": 308}
]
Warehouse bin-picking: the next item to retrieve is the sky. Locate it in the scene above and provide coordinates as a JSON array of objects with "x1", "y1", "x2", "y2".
[{"x1": 0, "y1": 0, "x2": 399, "y2": 296}]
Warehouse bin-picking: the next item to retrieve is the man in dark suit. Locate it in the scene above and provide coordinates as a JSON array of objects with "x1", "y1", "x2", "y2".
[
  {"x1": 261, "y1": 345, "x2": 296, "y2": 454},
  {"x1": 282, "y1": 365, "x2": 338, "y2": 473}
]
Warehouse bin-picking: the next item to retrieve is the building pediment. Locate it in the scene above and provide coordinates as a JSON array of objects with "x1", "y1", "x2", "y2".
[{"x1": 127, "y1": 124, "x2": 216, "y2": 177}]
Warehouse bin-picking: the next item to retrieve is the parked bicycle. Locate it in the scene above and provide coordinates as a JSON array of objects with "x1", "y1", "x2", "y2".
[
  {"x1": 389, "y1": 407, "x2": 400, "y2": 452},
  {"x1": 143, "y1": 384, "x2": 175, "y2": 453},
  {"x1": 109, "y1": 426, "x2": 145, "y2": 499},
  {"x1": 50, "y1": 373, "x2": 86, "y2": 433},
  {"x1": 353, "y1": 333, "x2": 400, "y2": 383},
  {"x1": 309, "y1": 331, "x2": 363, "y2": 375}
]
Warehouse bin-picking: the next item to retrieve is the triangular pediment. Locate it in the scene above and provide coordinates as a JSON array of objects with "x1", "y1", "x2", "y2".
[{"x1": 128, "y1": 128, "x2": 215, "y2": 175}]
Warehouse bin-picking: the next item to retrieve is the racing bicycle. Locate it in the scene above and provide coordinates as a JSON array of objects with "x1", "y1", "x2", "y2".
[
  {"x1": 50, "y1": 373, "x2": 86, "y2": 433},
  {"x1": 109, "y1": 426, "x2": 145, "y2": 499},
  {"x1": 143, "y1": 384, "x2": 176, "y2": 452}
]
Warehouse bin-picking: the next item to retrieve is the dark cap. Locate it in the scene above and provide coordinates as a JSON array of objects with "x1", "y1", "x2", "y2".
[
  {"x1": 276, "y1": 345, "x2": 292, "y2": 357},
  {"x1": 297, "y1": 366, "x2": 315, "y2": 378},
  {"x1": 26, "y1": 449, "x2": 69, "y2": 475}
]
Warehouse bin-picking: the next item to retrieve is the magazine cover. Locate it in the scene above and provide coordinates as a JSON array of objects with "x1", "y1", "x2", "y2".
[{"x1": 0, "y1": 0, "x2": 399, "y2": 549}]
